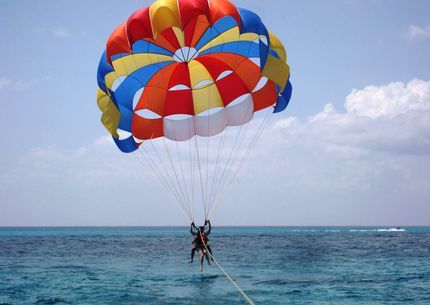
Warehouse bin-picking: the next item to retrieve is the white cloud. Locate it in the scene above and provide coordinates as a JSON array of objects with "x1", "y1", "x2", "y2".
[
  {"x1": 249, "y1": 80, "x2": 430, "y2": 194},
  {"x1": 407, "y1": 25, "x2": 430, "y2": 40},
  {"x1": 33, "y1": 26, "x2": 70, "y2": 38},
  {"x1": 51, "y1": 27, "x2": 70, "y2": 38},
  {"x1": 0, "y1": 78, "x2": 12, "y2": 90},
  {"x1": 5, "y1": 137, "x2": 141, "y2": 189},
  {"x1": 0, "y1": 76, "x2": 52, "y2": 92},
  {"x1": 0, "y1": 77, "x2": 34, "y2": 91},
  {"x1": 346, "y1": 80, "x2": 430, "y2": 119}
]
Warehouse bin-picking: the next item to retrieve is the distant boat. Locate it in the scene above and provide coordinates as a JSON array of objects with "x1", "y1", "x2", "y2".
[
  {"x1": 388, "y1": 227, "x2": 405, "y2": 232},
  {"x1": 376, "y1": 227, "x2": 405, "y2": 232}
]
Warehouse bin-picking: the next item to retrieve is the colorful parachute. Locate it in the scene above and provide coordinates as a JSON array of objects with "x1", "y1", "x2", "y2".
[{"x1": 97, "y1": 0, "x2": 292, "y2": 221}]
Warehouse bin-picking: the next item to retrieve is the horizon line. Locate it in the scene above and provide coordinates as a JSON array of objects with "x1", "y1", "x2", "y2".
[{"x1": 1, "y1": 225, "x2": 428, "y2": 228}]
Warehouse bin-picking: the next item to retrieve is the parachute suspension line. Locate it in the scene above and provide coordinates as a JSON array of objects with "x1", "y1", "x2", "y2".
[
  {"x1": 208, "y1": 111, "x2": 274, "y2": 219},
  {"x1": 146, "y1": 140, "x2": 192, "y2": 220},
  {"x1": 194, "y1": 136, "x2": 208, "y2": 219},
  {"x1": 148, "y1": 141, "x2": 186, "y2": 207},
  {"x1": 207, "y1": 129, "x2": 226, "y2": 215},
  {"x1": 208, "y1": 97, "x2": 254, "y2": 214},
  {"x1": 171, "y1": 126, "x2": 193, "y2": 220},
  {"x1": 192, "y1": 138, "x2": 197, "y2": 220},
  {"x1": 209, "y1": 120, "x2": 246, "y2": 212},
  {"x1": 212, "y1": 115, "x2": 256, "y2": 208},
  {"x1": 209, "y1": 113, "x2": 272, "y2": 220},
  {"x1": 199, "y1": 231, "x2": 255, "y2": 305},
  {"x1": 146, "y1": 141, "x2": 189, "y2": 213},
  {"x1": 137, "y1": 145, "x2": 184, "y2": 212},
  {"x1": 133, "y1": 150, "x2": 192, "y2": 222},
  {"x1": 208, "y1": 95, "x2": 269, "y2": 218},
  {"x1": 162, "y1": 137, "x2": 193, "y2": 220},
  {"x1": 188, "y1": 121, "x2": 196, "y2": 220},
  {"x1": 230, "y1": 112, "x2": 274, "y2": 189},
  {"x1": 205, "y1": 75, "x2": 212, "y2": 221}
]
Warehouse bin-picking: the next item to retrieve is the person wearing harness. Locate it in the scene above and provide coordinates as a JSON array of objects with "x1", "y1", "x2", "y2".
[{"x1": 189, "y1": 220, "x2": 213, "y2": 271}]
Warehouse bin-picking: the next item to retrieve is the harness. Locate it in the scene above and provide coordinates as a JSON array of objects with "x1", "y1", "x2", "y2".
[{"x1": 193, "y1": 231, "x2": 208, "y2": 247}]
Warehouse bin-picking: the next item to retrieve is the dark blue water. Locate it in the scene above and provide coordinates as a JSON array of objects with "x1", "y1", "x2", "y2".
[{"x1": 1, "y1": 227, "x2": 429, "y2": 305}]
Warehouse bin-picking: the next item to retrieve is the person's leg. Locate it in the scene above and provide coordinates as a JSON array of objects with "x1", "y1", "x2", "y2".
[
  {"x1": 206, "y1": 244, "x2": 214, "y2": 261},
  {"x1": 204, "y1": 250, "x2": 211, "y2": 265},
  {"x1": 199, "y1": 251, "x2": 204, "y2": 272},
  {"x1": 189, "y1": 247, "x2": 196, "y2": 263}
]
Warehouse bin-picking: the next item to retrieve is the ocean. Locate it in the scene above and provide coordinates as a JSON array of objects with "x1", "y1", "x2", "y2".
[{"x1": 0, "y1": 227, "x2": 429, "y2": 305}]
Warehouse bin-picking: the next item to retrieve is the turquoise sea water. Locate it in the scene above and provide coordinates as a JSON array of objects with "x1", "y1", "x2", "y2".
[{"x1": 0, "y1": 227, "x2": 429, "y2": 305}]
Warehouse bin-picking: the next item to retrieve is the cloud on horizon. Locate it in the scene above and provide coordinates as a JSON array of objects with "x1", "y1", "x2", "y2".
[
  {"x1": 0, "y1": 76, "x2": 52, "y2": 93},
  {"x1": 406, "y1": 25, "x2": 430, "y2": 40},
  {"x1": 33, "y1": 26, "x2": 71, "y2": 39},
  {"x1": 1, "y1": 79, "x2": 429, "y2": 226},
  {"x1": 51, "y1": 27, "x2": 70, "y2": 38}
]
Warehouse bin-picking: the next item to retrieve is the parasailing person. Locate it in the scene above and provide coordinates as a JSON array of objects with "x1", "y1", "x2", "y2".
[{"x1": 189, "y1": 220, "x2": 213, "y2": 272}]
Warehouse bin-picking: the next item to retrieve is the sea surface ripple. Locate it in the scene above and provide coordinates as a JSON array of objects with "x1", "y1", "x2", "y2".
[{"x1": 0, "y1": 227, "x2": 429, "y2": 305}]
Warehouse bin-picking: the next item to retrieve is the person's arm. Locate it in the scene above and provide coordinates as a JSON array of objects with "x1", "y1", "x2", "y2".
[
  {"x1": 190, "y1": 222, "x2": 197, "y2": 235},
  {"x1": 205, "y1": 220, "x2": 211, "y2": 235}
]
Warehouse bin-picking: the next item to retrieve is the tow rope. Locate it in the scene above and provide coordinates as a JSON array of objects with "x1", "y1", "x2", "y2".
[{"x1": 199, "y1": 231, "x2": 255, "y2": 305}]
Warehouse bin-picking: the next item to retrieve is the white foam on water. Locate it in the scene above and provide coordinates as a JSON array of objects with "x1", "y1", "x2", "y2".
[{"x1": 349, "y1": 228, "x2": 406, "y2": 232}]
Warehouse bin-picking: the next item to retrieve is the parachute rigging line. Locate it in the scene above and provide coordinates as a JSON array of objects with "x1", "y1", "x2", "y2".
[
  {"x1": 209, "y1": 110, "x2": 274, "y2": 219},
  {"x1": 207, "y1": 90, "x2": 256, "y2": 216},
  {"x1": 194, "y1": 135, "x2": 208, "y2": 219},
  {"x1": 133, "y1": 151, "x2": 192, "y2": 221}
]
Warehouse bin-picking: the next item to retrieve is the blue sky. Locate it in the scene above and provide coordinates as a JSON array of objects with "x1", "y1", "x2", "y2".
[{"x1": 0, "y1": 0, "x2": 429, "y2": 226}]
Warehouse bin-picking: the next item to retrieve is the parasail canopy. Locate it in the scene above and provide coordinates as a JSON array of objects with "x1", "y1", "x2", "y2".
[{"x1": 97, "y1": 0, "x2": 292, "y2": 222}]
